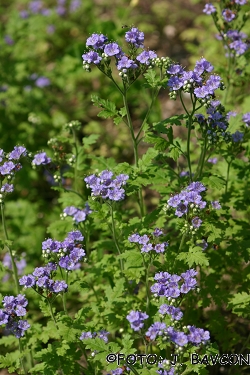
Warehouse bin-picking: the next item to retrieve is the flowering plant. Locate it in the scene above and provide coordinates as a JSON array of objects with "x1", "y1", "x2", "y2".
[{"x1": 0, "y1": 1, "x2": 250, "y2": 375}]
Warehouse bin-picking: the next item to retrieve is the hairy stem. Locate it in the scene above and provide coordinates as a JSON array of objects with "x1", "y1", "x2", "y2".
[{"x1": 1, "y1": 202, "x2": 20, "y2": 294}]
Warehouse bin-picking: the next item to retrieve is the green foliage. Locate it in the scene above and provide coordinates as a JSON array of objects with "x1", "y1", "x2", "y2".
[{"x1": 1, "y1": 1, "x2": 250, "y2": 375}]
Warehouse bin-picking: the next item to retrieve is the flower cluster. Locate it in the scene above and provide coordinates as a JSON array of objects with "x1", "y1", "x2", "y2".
[
  {"x1": 151, "y1": 269, "x2": 197, "y2": 298},
  {"x1": 164, "y1": 325, "x2": 210, "y2": 347},
  {"x1": 0, "y1": 295, "x2": 30, "y2": 338},
  {"x1": 82, "y1": 27, "x2": 157, "y2": 80},
  {"x1": 61, "y1": 203, "x2": 92, "y2": 223},
  {"x1": 19, "y1": 263, "x2": 67, "y2": 294},
  {"x1": 20, "y1": 0, "x2": 81, "y2": 19},
  {"x1": 0, "y1": 146, "x2": 27, "y2": 197},
  {"x1": 128, "y1": 228, "x2": 169, "y2": 254},
  {"x1": 203, "y1": 1, "x2": 249, "y2": 58},
  {"x1": 195, "y1": 102, "x2": 246, "y2": 144},
  {"x1": 42, "y1": 230, "x2": 85, "y2": 271},
  {"x1": 165, "y1": 181, "x2": 206, "y2": 219},
  {"x1": 32, "y1": 152, "x2": 51, "y2": 166},
  {"x1": 80, "y1": 329, "x2": 110, "y2": 342},
  {"x1": 226, "y1": 30, "x2": 249, "y2": 56},
  {"x1": 167, "y1": 58, "x2": 224, "y2": 102},
  {"x1": 84, "y1": 170, "x2": 129, "y2": 201},
  {"x1": 126, "y1": 310, "x2": 149, "y2": 331}
]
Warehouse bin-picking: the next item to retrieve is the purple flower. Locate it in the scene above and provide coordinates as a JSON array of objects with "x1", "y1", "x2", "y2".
[
  {"x1": 136, "y1": 50, "x2": 157, "y2": 65},
  {"x1": 18, "y1": 320, "x2": 30, "y2": 331},
  {"x1": 47, "y1": 25, "x2": 55, "y2": 34},
  {"x1": 104, "y1": 43, "x2": 122, "y2": 57},
  {"x1": 19, "y1": 274, "x2": 36, "y2": 288},
  {"x1": 194, "y1": 58, "x2": 214, "y2": 75},
  {"x1": 154, "y1": 243, "x2": 168, "y2": 253},
  {"x1": 125, "y1": 27, "x2": 144, "y2": 48},
  {"x1": 82, "y1": 51, "x2": 102, "y2": 64},
  {"x1": 203, "y1": 3, "x2": 216, "y2": 14},
  {"x1": 141, "y1": 243, "x2": 153, "y2": 253},
  {"x1": 86, "y1": 33, "x2": 108, "y2": 50},
  {"x1": 84, "y1": 171, "x2": 129, "y2": 201},
  {"x1": 8, "y1": 146, "x2": 27, "y2": 160},
  {"x1": 232, "y1": 131, "x2": 243, "y2": 142},
  {"x1": 0, "y1": 161, "x2": 16, "y2": 175},
  {"x1": 52, "y1": 280, "x2": 68, "y2": 293},
  {"x1": 117, "y1": 56, "x2": 138, "y2": 70},
  {"x1": 146, "y1": 322, "x2": 166, "y2": 340},
  {"x1": 126, "y1": 310, "x2": 148, "y2": 331},
  {"x1": 110, "y1": 369, "x2": 124, "y2": 375},
  {"x1": 4, "y1": 35, "x2": 14, "y2": 45},
  {"x1": 19, "y1": 10, "x2": 29, "y2": 19},
  {"x1": 35, "y1": 77, "x2": 51, "y2": 87},
  {"x1": 0, "y1": 310, "x2": 9, "y2": 325},
  {"x1": 70, "y1": 0, "x2": 81, "y2": 12},
  {"x1": 153, "y1": 228, "x2": 163, "y2": 237},
  {"x1": 29, "y1": 1, "x2": 42, "y2": 13},
  {"x1": 167, "y1": 64, "x2": 184, "y2": 75},
  {"x1": 187, "y1": 325, "x2": 210, "y2": 345},
  {"x1": 80, "y1": 331, "x2": 93, "y2": 340},
  {"x1": 235, "y1": 0, "x2": 247, "y2": 4},
  {"x1": 32, "y1": 152, "x2": 51, "y2": 165},
  {"x1": 191, "y1": 216, "x2": 202, "y2": 228},
  {"x1": 97, "y1": 329, "x2": 110, "y2": 342},
  {"x1": 242, "y1": 112, "x2": 250, "y2": 127},
  {"x1": 222, "y1": 9, "x2": 236, "y2": 22},
  {"x1": 208, "y1": 157, "x2": 218, "y2": 164},
  {"x1": 1, "y1": 184, "x2": 14, "y2": 193},
  {"x1": 63, "y1": 206, "x2": 78, "y2": 216},
  {"x1": 128, "y1": 233, "x2": 140, "y2": 243},
  {"x1": 205, "y1": 74, "x2": 221, "y2": 92},
  {"x1": 211, "y1": 201, "x2": 221, "y2": 209},
  {"x1": 56, "y1": 6, "x2": 66, "y2": 15},
  {"x1": 196, "y1": 239, "x2": 208, "y2": 251},
  {"x1": 159, "y1": 304, "x2": 183, "y2": 320},
  {"x1": 229, "y1": 40, "x2": 248, "y2": 55},
  {"x1": 0, "y1": 295, "x2": 30, "y2": 338},
  {"x1": 194, "y1": 85, "x2": 210, "y2": 99}
]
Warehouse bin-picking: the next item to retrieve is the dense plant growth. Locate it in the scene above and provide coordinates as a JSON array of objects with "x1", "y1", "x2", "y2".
[{"x1": 0, "y1": 1, "x2": 250, "y2": 374}]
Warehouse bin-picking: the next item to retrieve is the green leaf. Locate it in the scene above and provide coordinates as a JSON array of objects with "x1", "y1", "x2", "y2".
[
  {"x1": 154, "y1": 114, "x2": 187, "y2": 130},
  {"x1": 82, "y1": 337, "x2": 107, "y2": 352},
  {"x1": 138, "y1": 148, "x2": 158, "y2": 170},
  {"x1": 202, "y1": 175, "x2": 225, "y2": 190},
  {"x1": 228, "y1": 292, "x2": 250, "y2": 317},
  {"x1": 143, "y1": 70, "x2": 159, "y2": 88},
  {"x1": 204, "y1": 222, "x2": 222, "y2": 242},
  {"x1": 227, "y1": 113, "x2": 242, "y2": 133},
  {"x1": 177, "y1": 246, "x2": 209, "y2": 267},
  {"x1": 169, "y1": 147, "x2": 180, "y2": 161},
  {"x1": 91, "y1": 94, "x2": 118, "y2": 119},
  {"x1": 82, "y1": 134, "x2": 100, "y2": 147}
]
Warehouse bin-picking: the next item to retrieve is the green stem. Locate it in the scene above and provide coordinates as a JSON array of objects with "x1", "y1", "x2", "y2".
[
  {"x1": 225, "y1": 161, "x2": 232, "y2": 194},
  {"x1": 135, "y1": 87, "x2": 160, "y2": 142},
  {"x1": 141, "y1": 254, "x2": 151, "y2": 314},
  {"x1": 47, "y1": 299, "x2": 58, "y2": 329},
  {"x1": 59, "y1": 267, "x2": 68, "y2": 314},
  {"x1": 110, "y1": 204, "x2": 124, "y2": 271},
  {"x1": 172, "y1": 232, "x2": 187, "y2": 271},
  {"x1": 72, "y1": 128, "x2": 79, "y2": 193},
  {"x1": 1, "y1": 202, "x2": 20, "y2": 294},
  {"x1": 179, "y1": 92, "x2": 197, "y2": 182},
  {"x1": 195, "y1": 136, "x2": 207, "y2": 181},
  {"x1": 122, "y1": 88, "x2": 145, "y2": 218},
  {"x1": 18, "y1": 339, "x2": 28, "y2": 375}
]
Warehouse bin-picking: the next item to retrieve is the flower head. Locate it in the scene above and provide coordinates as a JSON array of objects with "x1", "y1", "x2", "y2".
[{"x1": 125, "y1": 27, "x2": 144, "y2": 48}]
